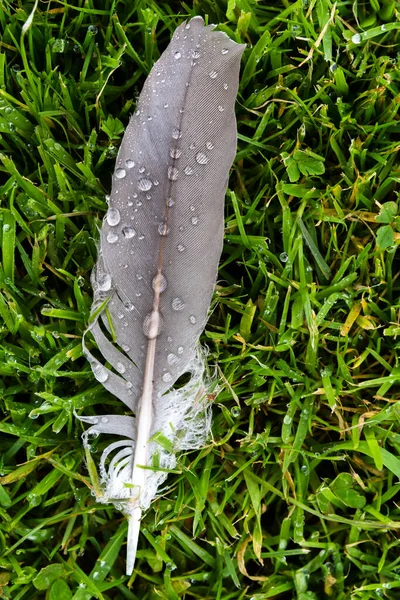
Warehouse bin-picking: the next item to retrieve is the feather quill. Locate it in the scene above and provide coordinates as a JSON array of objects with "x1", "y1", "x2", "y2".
[{"x1": 79, "y1": 16, "x2": 244, "y2": 575}]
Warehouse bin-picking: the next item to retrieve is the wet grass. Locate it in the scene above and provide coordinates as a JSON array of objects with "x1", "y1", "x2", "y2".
[{"x1": 1, "y1": 0, "x2": 400, "y2": 598}]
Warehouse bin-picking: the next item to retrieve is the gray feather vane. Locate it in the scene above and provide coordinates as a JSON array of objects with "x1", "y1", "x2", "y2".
[{"x1": 79, "y1": 16, "x2": 244, "y2": 574}]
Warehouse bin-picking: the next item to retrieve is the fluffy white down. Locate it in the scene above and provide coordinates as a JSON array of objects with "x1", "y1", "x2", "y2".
[{"x1": 91, "y1": 348, "x2": 213, "y2": 515}]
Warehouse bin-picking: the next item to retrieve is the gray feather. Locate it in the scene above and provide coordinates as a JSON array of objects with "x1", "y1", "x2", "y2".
[{"x1": 79, "y1": 16, "x2": 244, "y2": 574}]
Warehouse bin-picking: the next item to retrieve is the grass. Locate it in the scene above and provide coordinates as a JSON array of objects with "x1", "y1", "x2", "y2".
[{"x1": 0, "y1": 0, "x2": 400, "y2": 598}]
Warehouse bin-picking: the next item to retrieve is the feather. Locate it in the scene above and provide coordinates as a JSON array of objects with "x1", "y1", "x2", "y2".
[{"x1": 79, "y1": 16, "x2": 244, "y2": 575}]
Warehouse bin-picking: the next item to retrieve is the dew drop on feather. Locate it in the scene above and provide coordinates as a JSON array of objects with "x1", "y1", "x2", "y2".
[
  {"x1": 167, "y1": 353, "x2": 179, "y2": 365},
  {"x1": 115, "y1": 168, "x2": 126, "y2": 179},
  {"x1": 93, "y1": 363, "x2": 108, "y2": 383},
  {"x1": 106, "y1": 208, "x2": 120, "y2": 226},
  {"x1": 138, "y1": 178, "x2": 152, "y2": 191},
  {"x1": 171, "y1": 297, "x2": 185, "y2": 311},
  {"x1": 152, "y1": 273, "x2": 168, "y2": 292},
  {"x1": 196, "y1": 152, "x2": 208, "y2": 164},
  {"x1": 97, "y1": 273, "x2": 112, "y2": 291},
  {"x1": 122, "y1": 226, "x2": 136, "y2": 239},
  {"x1": 107, "y1": 232, "x2": 119, "y2": 244},
  {"x1": 168, "y1": 166, "x2": 179, "y2": 181},
  {"x1": 170, "y1": 148, "x2": 182, "y2": 159}
]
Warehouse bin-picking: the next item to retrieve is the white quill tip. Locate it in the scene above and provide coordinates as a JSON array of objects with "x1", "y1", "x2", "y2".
[{"x1": 126, "y1": 506, "x2": 142, "y2": 575}]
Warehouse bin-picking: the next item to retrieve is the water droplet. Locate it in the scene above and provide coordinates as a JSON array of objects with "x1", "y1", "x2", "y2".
[
  {"x1": 352, "y1": 33, "x2": 361, "y2": 44},
  {"x1": 138, "y1": 178, "x2": 152, "y2": 191},
  {"x1": 168, "y1": 166, "x2": 179, "y2": 181},
  {"x1": 124, "y1": 300, "x2": 134, "y2": 311},
  {"x1": 167, "y1": 197, "x2": 175, "y2": 207},
  {"x1": 147, "y1": 115, "x2": 153, "y2": 121},
  {"x1": 115, "y1": 168, "x2": 126, "y2": 179},
  {"x1": 231, "y1": 406, "x2": 241, "y2": 417},
  {"x1": 126, "y1": 381, "x2": 133, "y2": 389},
  {"x1": 172, "y1": 128, "x2": 182, "y2": 140},
  {"x1": 185, "y1": 23, "x2": 191, "y2": 30},
  {"x1": 97, "y1": 273, "x2": 112, "y2": 292},
  {"x1": 218, "y1": 105, "x2": 224, "y2": 112},
  {"x1": 163, "y1": 103, "x2": 169, "y2": 108},
  {"x1": 170, "y1": 148, "x2": 181, "y2": 159},
  {"x1": 107, "y1": 232, "x2": 118, "y2": 244},
  {"x1": 122, "y1": 226, "x2": 136, "y2": 239},
  {"x1": 184, "y1": 165, "x2": 193, "y2": 175},
  {"x1": 195, "y1": 152, "x2": 208, "y2": 165},
  {"x1": 172, "y1": 297, "x2": 185, "y2": 311},
  {"x1": 116, "y1": 362, "x2": 126, "y2": 374},
  {"x1": 3, "y1": 224, "x2": 10, "y2": 232},
  {"x1": 209, "y1": 70, "x2": 218, "y2": 79},
  {"x1": 106, "y1": 207, "x2": 120, "y2": 226},
  {"x1": 280, "y1": 252, "x2": 289, "y2": 263},
  {"x1": 283, "y1": 415, "x2": 292, "y2": 425},
  {"x1": 139, "y1": 166, "x2": 145, "y2": 173},
  {"x1": 174, "y1": 51, "x2": 181, "y2": 60},
  {"x1": 125, "y1": 159, "x2": 135, "y2": 168},
  {"x1": 105, "y1": 194, "x2": 110, "y2": 203},
  {"x1": 92, "y1": 363, "x2": 108, "y2": 383},
  {"x1": 206, "y1": 141, "x2": 214, "y2": 150},
  {"x1": 223, "y1": 83, "x2": 229, "y2": 90},
  {"x1": 152, "y1": 272, "x2": 167, "y2": 292},
  {"x1": 192, "y1": 49, "x2": 200, "y2": 59},
  {"x1": 189, "y1": 315, "x2": 196, "y2": 324},
  {"x1": 143, "y1": 311, "x2": 162, "y2": 338},
  {"x1": 381, "y1": 24, "x2": 387, "y2": 31},
  {"x1": 191, "y1": 216, "x2": 199, "y2": 225},
  {"x1": 136, "y1": 274, "x2": 143, "y2": 280},
  {"x1": 329, "y1": 62, "x2": 337, "y2": 72},
  {"x1": 177, "y1": 243, "x2": 185, "y2": 252},
  {"x1": 178, "y1": 346, "x2": 184, "y2": 354},
  {"x1": 162, "y1": 372, "x2": 172, "y2": 382},
  {"x1": 101, "y1": 416, "x2": 109, "y2": 424},
  {"x1": 158, "y1": 222, "x2": 170, "y2": 236},
  {"x1": 153, "y1": 179, "x2": 159, "y2": 186},
  {"x1": 167, "y1": 353, "x2": 179, "y2": 365},
  {"x1": 221, "y1": 48, "x2": 229, "y2": 55}
]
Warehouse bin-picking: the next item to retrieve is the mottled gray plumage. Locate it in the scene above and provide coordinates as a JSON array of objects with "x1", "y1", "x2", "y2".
[{"x1": 80, "y1": 16, "x2": 244, "y2": 574}]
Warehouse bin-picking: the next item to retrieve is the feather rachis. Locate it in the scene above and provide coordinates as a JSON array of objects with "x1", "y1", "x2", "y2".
[{"x1": 79, "y1": 16, "x2": 244, "y2": 575}]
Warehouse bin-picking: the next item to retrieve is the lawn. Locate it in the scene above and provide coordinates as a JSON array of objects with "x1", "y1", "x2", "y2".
[{"x1": 1, "y1": 1, "x2": 400, "y2": 599}]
